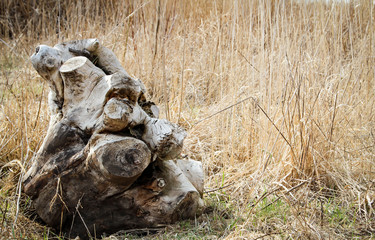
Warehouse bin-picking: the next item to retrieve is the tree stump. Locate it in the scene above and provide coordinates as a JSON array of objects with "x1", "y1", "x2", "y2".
[{"x1": 23, "y1": 39, "x2": 204, "y2": 239}]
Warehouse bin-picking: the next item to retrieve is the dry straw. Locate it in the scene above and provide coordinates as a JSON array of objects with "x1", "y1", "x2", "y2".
[{"x1": 0, "y1": 0, "x2": 374, "y2": 238}]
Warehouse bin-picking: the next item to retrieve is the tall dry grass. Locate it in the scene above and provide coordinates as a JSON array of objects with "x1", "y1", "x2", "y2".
[{"x1": 0, "y1": 0, "x2": 374, "y2": 238}]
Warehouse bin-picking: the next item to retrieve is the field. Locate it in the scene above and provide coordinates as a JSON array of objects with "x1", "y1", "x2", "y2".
[{"x1": 0, "y1": 0, "x2": 374, "y2": 239}]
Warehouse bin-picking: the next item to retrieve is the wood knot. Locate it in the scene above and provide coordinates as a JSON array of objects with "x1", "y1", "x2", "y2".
[{"x1": 157, "y1": 178, "x2": 166, "y2": 188}]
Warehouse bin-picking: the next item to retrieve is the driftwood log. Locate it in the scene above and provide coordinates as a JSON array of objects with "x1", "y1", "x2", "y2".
[{"x1": 23, "y1": 39, "x2": 204, "y2": 239}]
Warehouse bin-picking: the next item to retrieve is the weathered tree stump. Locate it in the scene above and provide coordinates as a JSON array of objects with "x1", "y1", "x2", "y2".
[{"x1": 23, "y1": 39, "x2": 203, "y2": 239}]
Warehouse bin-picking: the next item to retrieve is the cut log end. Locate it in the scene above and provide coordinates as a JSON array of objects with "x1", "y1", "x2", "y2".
[
  {"x1": 59, "y1": 56, "x2": 88, "y2": 72},
  {"x1": 89, "y1": 135, "x2": 151, "y2": 183}
]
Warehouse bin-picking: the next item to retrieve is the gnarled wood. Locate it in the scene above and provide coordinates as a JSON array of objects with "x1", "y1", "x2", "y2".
[
  {"x1": 24, "y1": 39, "x2": 204, "y2": 239},
  {"x1": 87, "y1": 134, "x2": 151, "y2": 187}
]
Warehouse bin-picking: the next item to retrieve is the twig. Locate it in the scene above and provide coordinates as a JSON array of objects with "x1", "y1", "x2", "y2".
[
  {"x1": 194, "y1": 96, "x2": 255, "y2": 125},
  {"x1": 236, "y1": 48, "x2": 260, "y2": 73},
  {"x1": 329, "y1": 92, "x2": 338, "y2": 142},
  {"x1": 194, "y1": 95, "x2": 294, "y2": 165},
  {"x1": 261, "y1": 180, "x2": 309, "y2": 211},
  {"x1": 75, "y1": 195, "x2": 92, "y2": 239},
  {"x1": 0, "y1": 131, "x2": 18, "y2": 155},
  {"x1": 194, "y1": 95, "x2": 293, "y2": 154},
  {"x1": 0, "y1": 38, "x2": 19, "y2": 56},
  {"x1": 247, "y1": 187, "x2": 281, "y2": 216},
  {"x1": 106, "y1": 0, "x2": 151, "y2": 38},
  {"x1": 255, "y1": 102, "x2": 293, "y2": 150},
  {"x1": 204, "y1": 183, "x2": 235, "y2": 194},
  {"x1": 33, "y1": 81, "x2": 45, "y2": 129}
]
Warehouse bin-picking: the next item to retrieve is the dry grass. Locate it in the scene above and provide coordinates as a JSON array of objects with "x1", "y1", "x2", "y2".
[{"x1": 1, "y1": 0, "x2": 375, "y2": 239}]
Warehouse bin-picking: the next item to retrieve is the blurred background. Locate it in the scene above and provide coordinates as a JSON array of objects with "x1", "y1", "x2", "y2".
[{"x1": 0, "y1": 0, "x2": 374, "y2": 239}]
